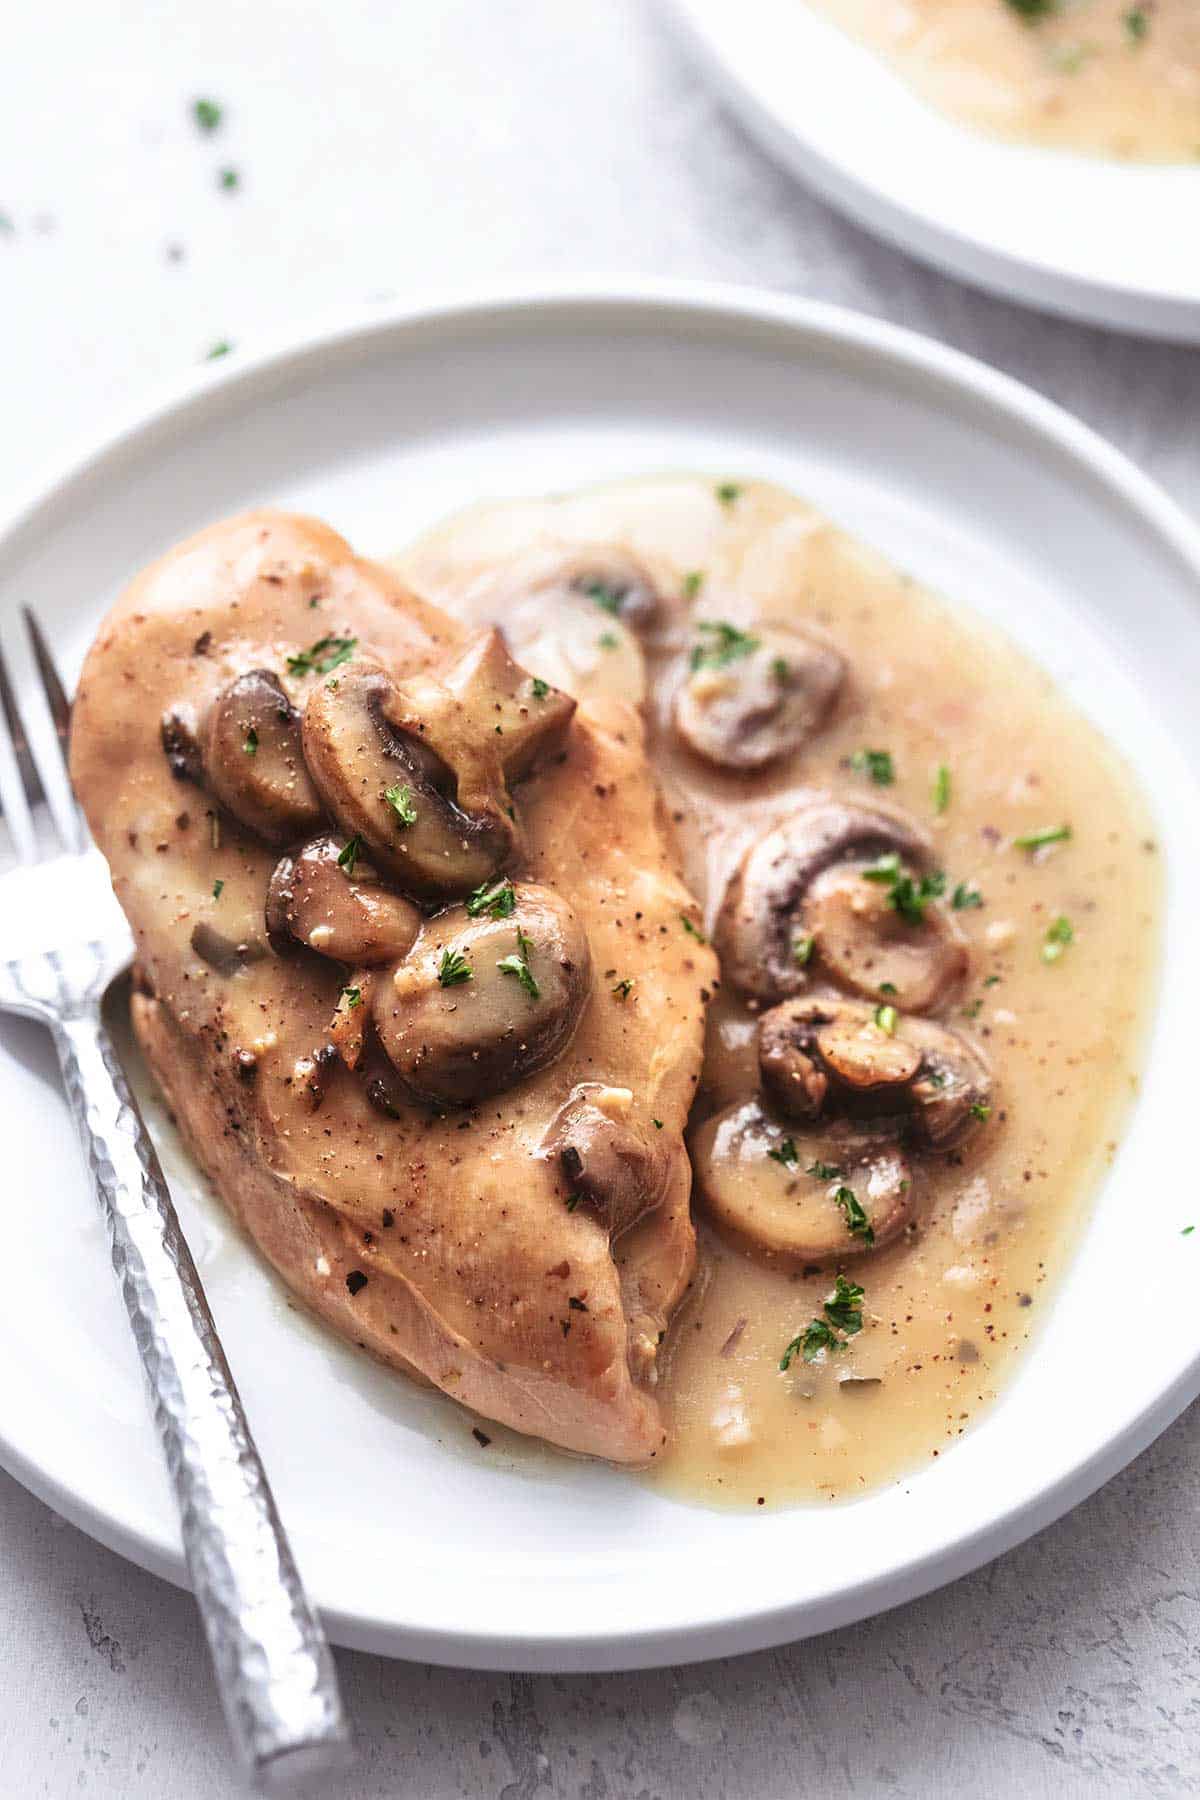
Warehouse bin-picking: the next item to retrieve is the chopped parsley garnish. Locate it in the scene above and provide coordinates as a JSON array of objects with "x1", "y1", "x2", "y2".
[
  {"x1": 565, "y1": 1192, "x2": 582, "y2": 1212},
  {"x1": 585, "y1": 581, "x2": 626, "y2": 616},
  {"x1": 205, "y1": 339, "x2": 232, "y2": 360},
  {"x1": 970, "y1": 1101, "x2": 991, "y2": 1121},
  {"x1": 690, "y1": 620, "x2": 760, "y2": 671},
  {"x1": 767, "y1": 1136, "x2": 799, "y2": 1167},
  {"x1": 516, "y1": 925, "x2": 534, "y2": 962},
  {"x1": 878, "y1": 981, "x2": 897, "y2": 996},
  {"x1": 212, "y1": 879, "x2": 224, "y2": 899},
  {"x1": 1002, "y1": 0, "x2": 1057, "y2": 19},
  {"x1": 1183, "y1": 1225, "x2": 1195, "y2": 1237},
  {"x1": 193, "y1": 98, "x2": 223, "y2": 133},
  {"x1": 1123, "y1": 5, "x2": 1149, "y2": 40},
  {"x1": 780, "y1": 1275, "x2": 865, "y2": 1368},
  {"x1": 286, "y1": 635, "x2": 357, "y2": 677},
  {"x1": 680, "y1": 913, "x2": 708, "y2": 943},
  {"x1": 384, "y1": 783, "x2": 418, "y2": 826},
  {"x1": 243, "y1": 726, "x2": 258, "y2": 756},
  {"x1": 951, "y1": 882, "x2": 983, "y2": 910},
  {"x1": 823, "y1": 1274, "x2": 865, "y2": 1335},
  {"x1": 336, "y1": 834, "x2": 364, "y2": 876},
  {"x1": 850, "y1": 748, "x2": 894, "y2": 787},
  {"x1": 465, "y1": 879, "x2": 515, "y2": 919},
  {"x1": 793, "y1": 933, "x2": 814, "y2": 968},
  {"x1": 530, "y1": 677, "x2": 550, "y2": 700},
  {"x1": 682, "y1": 570, "x2": 705, "y2": 600},
  {"x1": 874, "y1": 1003, "x2": 898, "y2": 1035},
  {"x1": 933, "y1": 763, "x2": 951, "y2": 814},
  {"x1": 611, "y1": 977, "x2": 634, "y2": 1000},
  {"x1": 1042, "y1": 915, "x2": 1074, "y2": 963},
  {"x1": 834, "y1": 1185, "x2": 874, "y2": 1246},
  {"x1": 218, "y1": 166, "x2": 239, "y2": 192},
  {"x1": 597, "y1": 631, "x2": 619, "y2": 651},
  {"x1": 1013, "y1": 823, "x2": 1072, "y2": 852},
  {"x1": 498, "y1": 953, "x2": 540, "y2": 998},
  {"x1": 862, "y1": 854, "x2": 946, "y2": 924},
  {"x1": 653, "y1": 1118, "x2": 664, "y2": 1130},
  {"x1": 341, "y1": 986, "x2": 363, "y2": 1010},
  {"x1": 807, "y1": 1160, "x2": 842, "y2": 1181},
  {"x1": 438, "y1": 947, "x2": 473, "y2": 987},
  {"x1": 715, "y1": 482, "x2": 743, "y2": 506}
]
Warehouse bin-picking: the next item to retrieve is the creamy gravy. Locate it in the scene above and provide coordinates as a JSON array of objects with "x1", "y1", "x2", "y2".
[
  {"x1": 810, "y1": 0, "x2": 1200, "y2": 161},
  {"x1": 400, "y1": 475, "x2": 1160, "y2": 1508}
]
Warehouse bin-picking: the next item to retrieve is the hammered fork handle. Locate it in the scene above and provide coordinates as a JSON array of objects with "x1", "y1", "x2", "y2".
[{"x1": 52, "y1": 1004, "x2": 351, "y2": 1793}]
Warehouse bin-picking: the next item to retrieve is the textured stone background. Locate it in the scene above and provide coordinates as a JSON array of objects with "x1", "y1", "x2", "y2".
[{"x1": 2, "y1": 3, "x2": 1198, "y2": 1794}]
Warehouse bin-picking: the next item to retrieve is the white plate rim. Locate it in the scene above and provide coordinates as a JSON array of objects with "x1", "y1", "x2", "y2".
[
  {"x1": 660, "y1": 0, "x2": 1200, "y2": 343},
  {"x1": 2, "y1": 277, "x2": 1200, "y2": 1670}
]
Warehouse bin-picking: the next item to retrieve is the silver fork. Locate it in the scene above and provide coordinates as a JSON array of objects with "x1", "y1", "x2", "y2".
[{"x1": 0, "y1": 615, "x2": 353, "y2": 1794}]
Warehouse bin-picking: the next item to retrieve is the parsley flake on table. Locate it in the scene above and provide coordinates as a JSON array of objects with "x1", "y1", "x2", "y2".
[
  {"x1": 933, "y1": 763, "x2": 952, "y2": 813},
  {"x1": 193, "y1": 97, "x2": 223, "y2": 133},
  {"x1": 715, "y1": 482, "x2": 743, "y2": 506}
]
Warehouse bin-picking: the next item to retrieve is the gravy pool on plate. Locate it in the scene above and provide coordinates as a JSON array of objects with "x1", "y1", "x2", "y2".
[
  {"x1": 808, "y1": 0, "x2": 1200, "y2": 162},
  {"x1": 400, "y1": 474, "x2": 1160, "y2": 1508}
]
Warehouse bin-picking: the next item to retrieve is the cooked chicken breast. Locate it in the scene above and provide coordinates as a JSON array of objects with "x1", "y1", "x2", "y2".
[{"x1": 71, "y1": 511, "x2": 715, "y2": 1463}]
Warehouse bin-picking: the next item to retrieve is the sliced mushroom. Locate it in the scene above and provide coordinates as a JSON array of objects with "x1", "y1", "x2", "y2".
[
  {"x1": 265, "y1": 835, "x2": 421, "y2": 964},
  {"x1": 673, "y1": 623, "x2": 844, "y2": 771},
  {"x1": 443, "y1": 546, "x2": 662, "y2": 706},
  {"x1": 538, "y1": 1082, "x2": 667, "y2": 1239},
  {"x1": 189, "y1": 922, "x2": 268, "y2": 976},
  {"x1": 373, "y1": 882, "x2": 591, "y2": 1105},
  {"x1": 302, "y1": 657, "x2": 519, "y2": 902},
  {"x1": 758, "y1": 997, "x2": 991, "y2": 1149},
  {"x1": 716, "y1": 799, "x2": 965, "y2": 1009},
  {"x1": 199, "y1": 670, "x2": 324, "y2": 844},
  {"x1": 439, "y1": 626, "x2": 576, "y2": 783},
  {"x1": 691, "y1": 1098, "x2": 915, "y2": 1263}
]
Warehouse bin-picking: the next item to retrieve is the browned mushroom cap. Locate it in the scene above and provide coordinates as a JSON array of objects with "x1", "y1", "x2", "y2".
[
  {"x1": 264, "y1": 835, "x2": 421, "y2": 965},
  {"x1": 537, "y1": 1082, "x2": 668, "y2": 1239},
  {"x1": 691, "y1": 1098, "x2": 915, "y2": 1263},
  {"x1": 673, "y1": 623, "x2": 845, "y2": 771},
  {"x1": 373, "y1": 882, "x2": 591, "y2": 1105},
  {"x1": 439, "y1": 626, "x2": 576, "y2": 782},
  {"x1": 716, "y1": 798, "x2": 965, "y2": 1009},
  {"x1": 199, "y1": 670, "x2": 324, "y2": 844},
  {"x1": 302, "y1": 657, "x2": 517, "y2": 903},
  {"x1": 759, "y1": 997, "x2": 992, "y2": 1150}
]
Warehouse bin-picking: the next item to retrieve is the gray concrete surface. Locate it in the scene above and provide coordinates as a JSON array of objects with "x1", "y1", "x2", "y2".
[{"x1": 1, "y1": 2, "x2": 1197, "y2": 1794}]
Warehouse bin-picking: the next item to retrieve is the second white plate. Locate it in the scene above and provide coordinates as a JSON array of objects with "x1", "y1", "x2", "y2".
[
  {"x1": 664, "y1": 0, "x2": 1200, "y2": 341},
  {"x1": 1, "y1": 282, "x2": 1200, "y2": 1669}
]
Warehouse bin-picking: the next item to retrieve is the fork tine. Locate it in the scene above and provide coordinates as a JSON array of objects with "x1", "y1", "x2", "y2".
[
  {"x1": 0, "y1": 644, "x2": 39, "y2": 863},
  {"x1": 17, "y1": 614, "x2": 84, "y2": 854},
  {"x1": 23, "y1": 608, "x2": 72, "y2": 757}
]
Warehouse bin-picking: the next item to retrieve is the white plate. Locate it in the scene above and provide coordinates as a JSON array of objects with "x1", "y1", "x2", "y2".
[
  {"x1": 663, "y1": 0, "x2": 1200, "y2": 341},
  {"x1": 2, "y1": 281, "x2": 1200, "y2": 1672}
]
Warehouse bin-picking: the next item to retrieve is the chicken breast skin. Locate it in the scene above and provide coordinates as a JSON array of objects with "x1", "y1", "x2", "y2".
[{"x1": 70, "y1": 511, "x2": 715, "y2": 1463}]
